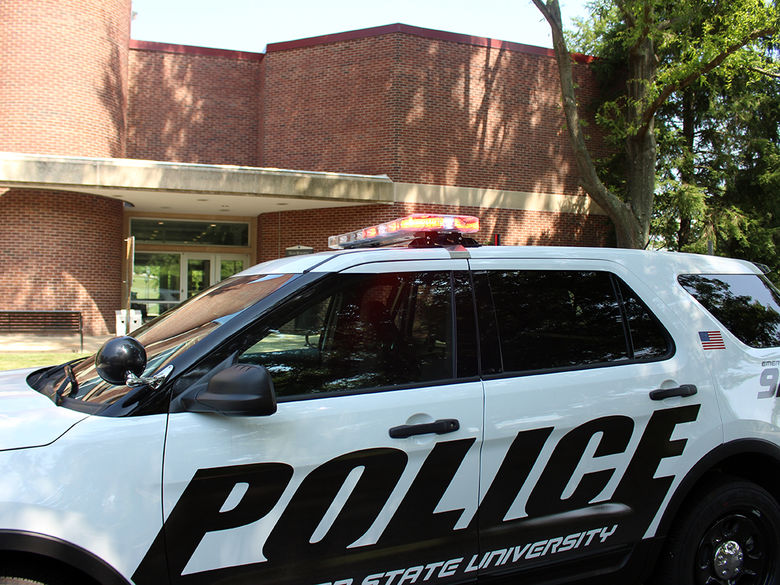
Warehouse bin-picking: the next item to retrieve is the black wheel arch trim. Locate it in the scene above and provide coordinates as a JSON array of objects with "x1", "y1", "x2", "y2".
[
  {"x1": 656, "y1": 437, "x2": 780, "y2": 538},
  {"x1": 0, "y1": 530, "x2": 133, "y2": 585}
]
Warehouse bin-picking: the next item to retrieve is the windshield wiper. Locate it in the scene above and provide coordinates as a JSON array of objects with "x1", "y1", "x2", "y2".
[{"x1": 54, "y1": 362, "x2": 80, "y2": 405}]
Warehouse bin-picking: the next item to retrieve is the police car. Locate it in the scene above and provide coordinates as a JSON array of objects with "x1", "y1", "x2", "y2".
[{"x1": 1, "y1": 214, "x2": 779, "y2": 585}]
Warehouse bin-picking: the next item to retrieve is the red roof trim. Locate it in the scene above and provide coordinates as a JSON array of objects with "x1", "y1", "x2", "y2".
[
  {"x1": 129, "y1": 39, "x2": 264, "y2": 61},
  {"x1": 266, "y1": 23, "x2": 594, "y2": 63}
]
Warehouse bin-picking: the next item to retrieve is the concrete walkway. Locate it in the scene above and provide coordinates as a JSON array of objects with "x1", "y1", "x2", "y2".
[{"x1": 0, "y1": 333, "x2": 112, "y2": 353}]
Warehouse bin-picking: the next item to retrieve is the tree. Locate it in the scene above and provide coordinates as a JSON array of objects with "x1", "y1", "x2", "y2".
[
  {"x1": 531, "y1": 0, "x2": 779, "y2": 248},
  {"x1": 652, "y1": 47, "x2": 780, "y2": 276},
  {"x1": 653, "y1": 61, "x2": 780, "y2": 237}
]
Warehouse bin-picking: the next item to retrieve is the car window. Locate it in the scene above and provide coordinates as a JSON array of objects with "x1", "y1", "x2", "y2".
[
  {"x1": 678, "y1": 273, "x2": 780, "y2": 348},
  {"x1": 33, "y1": 273, "x2": 296, "y2": 408},
  {"x1": 476, "y1": 270, "x2": 671, "y2": 373},
  {"x1": 235, "y1": 271, "x2": 471, "y2": 398},
  {"x1": 616, "y1": 279, "x2": 673, "y2": 360}
]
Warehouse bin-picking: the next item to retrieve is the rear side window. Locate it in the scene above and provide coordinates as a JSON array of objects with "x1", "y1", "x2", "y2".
[
  {"x1": 477, "y1": 270, "x2": 672, "y2": 374},
  {"x1": 678, "y1": 274, "x2": 780, "y2": 348},
  {"x1": 617, "y1": 280, "x2": 671, "y2": 361}
]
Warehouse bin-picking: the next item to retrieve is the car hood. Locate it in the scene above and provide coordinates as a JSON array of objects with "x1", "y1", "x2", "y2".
[{"x1": 0, "y1": 368, "x2": 89, "y2": 451}]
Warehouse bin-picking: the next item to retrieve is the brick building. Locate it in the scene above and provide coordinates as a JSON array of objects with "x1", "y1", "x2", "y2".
[{"x1": 0, "y1": 0, "x2": 611, "y2": 335}]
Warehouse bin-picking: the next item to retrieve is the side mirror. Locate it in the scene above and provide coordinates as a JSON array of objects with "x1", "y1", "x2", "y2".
[
  {"x1": 183, "y1": 364, "x2": 277, "y2": 416},
  {"x1": 95, "y1": 336, "x2": 147, "y2": 385}
]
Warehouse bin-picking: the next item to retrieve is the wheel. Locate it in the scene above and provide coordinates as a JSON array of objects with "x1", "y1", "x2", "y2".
[
  {"x1": 0, "y1": 562, "x2": 77, "y2": 585},
  {"x1": 0, "y1": 574, "x2": 74, "y2": 585},
  {"x1": 650, "y1": 478, "x2": 780, "y2": 585}
]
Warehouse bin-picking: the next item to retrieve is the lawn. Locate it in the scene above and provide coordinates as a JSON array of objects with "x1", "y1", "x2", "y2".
[{"x1": 0, "y1": 353, "x2": 91, "y2": 371}]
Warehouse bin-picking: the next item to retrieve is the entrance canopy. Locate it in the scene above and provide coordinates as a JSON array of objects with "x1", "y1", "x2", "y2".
[{"x1": 0, "y1": 152, "x2": 394, "y2": 215}]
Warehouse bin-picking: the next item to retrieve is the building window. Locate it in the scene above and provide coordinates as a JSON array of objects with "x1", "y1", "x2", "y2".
[{"x1": 130, "y1": 218, "x2": 249, "y2": 247}]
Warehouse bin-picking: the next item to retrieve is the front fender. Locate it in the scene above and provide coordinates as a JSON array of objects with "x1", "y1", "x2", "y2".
[{"x1": 0, "y1": 530, "x2": 132, "y2": 585}]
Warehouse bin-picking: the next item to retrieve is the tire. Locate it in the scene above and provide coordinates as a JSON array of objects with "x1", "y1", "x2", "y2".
[
  {"x1": 650, "y1": 478, "x2": 780, "y2": 585},
  {"x1": 0, "y1": 563, "x2": 76, "y2": 585}
]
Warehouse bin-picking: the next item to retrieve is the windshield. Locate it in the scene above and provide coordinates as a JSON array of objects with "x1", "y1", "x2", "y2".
[{"x1": 31, "y1": 273, "x2": 295, "y2": 407}]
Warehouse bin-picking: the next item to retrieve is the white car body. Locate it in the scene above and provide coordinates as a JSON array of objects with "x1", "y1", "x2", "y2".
[{"x1": 1, "y1": 241, "x2": 779, "y2": 585}]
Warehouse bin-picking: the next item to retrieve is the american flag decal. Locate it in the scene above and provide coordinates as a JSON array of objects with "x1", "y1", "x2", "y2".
[{"x1": 699, "y1": 330, "x2": 726, "y2": 350}]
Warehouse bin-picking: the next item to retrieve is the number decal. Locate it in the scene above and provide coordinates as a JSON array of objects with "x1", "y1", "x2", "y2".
[{"x1": 758, "y1": 368, "x2": 779, "y2": 399}]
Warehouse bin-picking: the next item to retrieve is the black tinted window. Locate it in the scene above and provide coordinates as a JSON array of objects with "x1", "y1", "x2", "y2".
[
  {"x1": 453, "y1": 272, "x2": 480, "y2": 379},
  {"x1": 484, "y1": 271, "x2": 628, "y2": 372},
  {"x1": 237, "y1": 271, "x2": 471, "y2": 397},
  {"x1": 617, "y1": 280, "x2": 673, "y2": 360},
  {"x1": 678, "y1": 274, "x2": 780, "y2": 348},
  {"x1": 479, "y1": 270, "x2": 671, "y2": 373}
]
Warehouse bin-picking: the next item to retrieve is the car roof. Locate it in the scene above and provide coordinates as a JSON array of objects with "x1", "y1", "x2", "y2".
[{"x1": 236, "y1": 245, "x2": 761, "y2": 278}]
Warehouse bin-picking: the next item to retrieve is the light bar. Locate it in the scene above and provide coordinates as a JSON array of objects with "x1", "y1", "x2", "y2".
[{"x1": 328, "y1": 214, "x2": 480, "y2": 249}]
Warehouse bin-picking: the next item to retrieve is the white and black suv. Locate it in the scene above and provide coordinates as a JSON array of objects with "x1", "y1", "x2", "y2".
[{"x1": 1, "y1": 215, "x2": 779, "y2": 585}]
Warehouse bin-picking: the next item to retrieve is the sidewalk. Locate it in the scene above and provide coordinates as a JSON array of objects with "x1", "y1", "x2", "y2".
[{"x1": 0, "y1": 333, "x2": 112, "y2": 353}]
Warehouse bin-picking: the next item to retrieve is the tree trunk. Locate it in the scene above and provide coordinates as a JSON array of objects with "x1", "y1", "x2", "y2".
[
  {"x1": 532, "y1": 0, "x2": 779, "y2": 250},
  {"x1": 531, "y1": 0, "x2": 648, "y2": 249},
  {"x1": 622, "y1": 35, "x2": 658, "y2": 249},
  {"x1": 624, "y1": 130, "x2": 655, "y2": 248},
  {"x1": 677, "y1": 87, "x2": 696, "y2": 250}
]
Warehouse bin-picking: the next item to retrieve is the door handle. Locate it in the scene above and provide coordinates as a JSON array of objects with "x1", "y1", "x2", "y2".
[
  {"x1": 389, "y1": 418, "x2": 460, "y2": 439},
  {"x1": 649, "y1": 384, "x2": 697, "y2": 401}
]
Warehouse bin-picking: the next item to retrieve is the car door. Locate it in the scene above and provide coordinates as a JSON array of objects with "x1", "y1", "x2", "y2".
[
  {"x1": 135, "y1": 260, "x2": 484, "y2": 585},
  {"x1": 468, "y1": 257, "x2": 721, "y2": 582}
]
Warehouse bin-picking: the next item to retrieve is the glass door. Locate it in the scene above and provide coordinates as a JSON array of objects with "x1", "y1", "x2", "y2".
[
  {"x1": 132, "y1": 252, "x2": 250, "y2": 320},
  {"x1": 131, "y1": 252, "x2": 182, "y2": 320},
  {"x1": 182, "y1": 253, "x2": 250, "y2": 299},
  {"x1": 183, "y1": 255, "x2": 212, "y2": 299},
  {"x1": 219, "y1": 255, "x2": 248, "y2": 281}
]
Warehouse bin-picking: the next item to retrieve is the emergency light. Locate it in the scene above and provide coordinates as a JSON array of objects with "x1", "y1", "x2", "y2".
[{"x1": 328, "y1": 214, "x2": 480, "y2": 249}]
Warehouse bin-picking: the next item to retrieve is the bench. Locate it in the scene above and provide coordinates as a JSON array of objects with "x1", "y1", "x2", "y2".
[{"x1": 0, "y1": 310, "x2": 83, "y2": 351}]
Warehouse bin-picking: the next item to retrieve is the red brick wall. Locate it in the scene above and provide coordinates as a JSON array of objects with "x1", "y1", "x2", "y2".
[
  {"x1": 0, "y1": 190, "x2": 124, "y2": 335},
  {"x1": 261, "y1": 35, "x2": 396, "y2": 174},
  {"x1": 389, "y1": 35, "x2": 606, "y2": 194},
  {"x1": 257, "y1": 203, "x2": 611, "y2": 262},
  {"x1": 0, "y1": 20, "x2": 612, "y2": 335},
  {"x1": 261, "y1": 30, "x2": 606, "y2": 195},
  {"x1": 0, "y1": 0, "x2": 131, "y2": 157},
  {"x1": 127, "y1": 47, "x2": 262, "y2": 165},
  {"x1": 0, "y1": 15, "x2": 605, "y2": 193},
  {"x1": 123, "y1": 29, "x2": 605, "y2": 196}
]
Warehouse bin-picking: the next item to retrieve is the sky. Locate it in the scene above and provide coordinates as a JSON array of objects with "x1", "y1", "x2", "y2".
[{"x1": 130, "y1": 0, "x2": 591, "y2": 54}]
